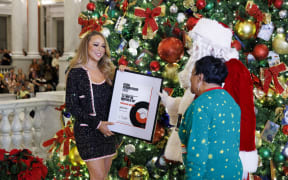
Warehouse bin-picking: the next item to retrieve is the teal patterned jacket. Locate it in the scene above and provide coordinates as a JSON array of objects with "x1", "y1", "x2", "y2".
[{"x1": 179, "y1": 89, "x2": 243, "y2": 180}]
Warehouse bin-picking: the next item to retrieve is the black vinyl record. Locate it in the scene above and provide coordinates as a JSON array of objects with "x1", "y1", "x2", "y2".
[{"x1": 130, "y1": 101, "x2": 149, "y2": 128}]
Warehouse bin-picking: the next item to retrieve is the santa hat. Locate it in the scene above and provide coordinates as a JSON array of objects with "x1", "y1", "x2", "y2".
[
  {"x1": 178, "y1": 18, "x2": 239, "y2": 88},
  {"x1": 189, "y1": 18, "x2": 233, "y2": 49}
]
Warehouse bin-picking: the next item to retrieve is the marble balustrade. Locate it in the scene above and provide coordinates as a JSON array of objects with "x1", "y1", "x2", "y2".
[{"x1": 0, "y1": 91, "x2": 65, "y2": 158}]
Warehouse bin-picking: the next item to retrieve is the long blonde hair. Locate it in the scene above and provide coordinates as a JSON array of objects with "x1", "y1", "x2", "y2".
[{"x1": 67, "y1": 31, "x2": 115, "y2": 85}]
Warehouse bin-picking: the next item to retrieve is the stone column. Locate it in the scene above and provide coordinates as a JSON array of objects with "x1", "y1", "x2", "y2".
[
  {"x1": 11, "y1": 0, "x2": 24, "y2": 58},
  {"x1": 57, "y1": 0, "x2": 86, "y2": 90},
  {"x1": 27, "y1": 0, "x2": 40, "y2": 58}
]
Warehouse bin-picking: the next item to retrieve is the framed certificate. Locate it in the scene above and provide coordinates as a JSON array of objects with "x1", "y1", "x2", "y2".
[{"x1": 107, "y1": 69, "x2": 163, "y2": 142}]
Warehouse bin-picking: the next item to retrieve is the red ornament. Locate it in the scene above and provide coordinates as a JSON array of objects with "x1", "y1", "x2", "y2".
[
  {"x1": 172, "y1": 27, "x2": 181, "y2": 36},
  {"x1": 196, "y1": 0, "x2": 206, "y2": 10},
  {"x1": 152, "y1": 123, "x2": 165, "y2": 144},
  {"x1": 252, "y1": 44, "x2": 269, "y2": 60},
  {"x1": 253, "y1": 175, "x2": 262, "y2": 180},
  {"x1": 231, "y1": 40, "x2": 242, "y2": 51},
  {"x1": 150, "y1": 61, "x2": 160, "y2": 71},
  {"x1": 274, "y1": 0, "x2": 283, "y2": 9},
  {"x1": 118, "y1": 57, "x2": 128, "y2": 66},
  {"x1": 118, "y1": 167, "x2": 129, "y2": 179},
  {"x1": 186, "y1": 17, "x2": 200, "y2": 31},
  {"x1": 283, "y1": 166, "x2": 288, "y2": 176},
  {"x1": 282, "y1": 125, "x2": 288, "y2": 135},
  {"x1": 157, "y1": 37, "x2": 184, "y2": 63},
  {"x1": 87, "y1": 2, "x2": 96, "y2": 11}
]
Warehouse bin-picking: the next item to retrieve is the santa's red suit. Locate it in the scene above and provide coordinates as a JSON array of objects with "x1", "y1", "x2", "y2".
[{"x1": 224, "y1": 58, "x2": 258, "y2": 180}]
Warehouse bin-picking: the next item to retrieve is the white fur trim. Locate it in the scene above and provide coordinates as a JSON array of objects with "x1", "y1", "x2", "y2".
[
  {"x1": 190, "y1": 18, "x2": 233, "y2": 49},
  {"x1": 164, "y1": 128, "x2": 183, "y2": 163},
  {"x1": 178, "y1": 90, "x2": 195, "y2": 115},
  {"x1": 239, "y1": 150, "x2": 258, "y2": 179}
]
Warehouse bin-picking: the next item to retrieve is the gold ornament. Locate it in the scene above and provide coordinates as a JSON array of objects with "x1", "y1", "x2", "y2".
[
  {"x1": 255, "y1": 131, "x2": 262, "y2": 148},
  {"x1": 245, "y1": 0, "x2": 254, "y2": 9},
  {"x1": 278, "y1": 75, "x2": 288, "y2": 96},
  {"x1": 162, "y1": 63, "x2": 179, "y2": 84},
  {"x1": 234, "y1": 20, "x2": 256, "y2": 40},
  {"x1": 272, "y1": 33, "x2": 288, "y2": 54},
  {"x1": 270, "y1": 160, "x2": 276, "y2": 180},
  {"x1": 268, "y1": 87, "x2": 275, "y2": 97},
  {"x1": 263, "y1": 13, "x2": 272, "y2": 24},
  {"x1": 183, "y1": 32, "x2": 192, "y2": 49},
  {"x1": 69, "y1": 146, "x2": 85, "y2": 166},
  {"x1": 274, "y1": 107, "x2": 284, "y2": 122},
  {"x1": 183, "y1": 0, "x2": 195, "y2": 9},
  {"x1": 253, "y1": 88, "x2": 265, "y2": 100},
  {"x1": 128, "y1": 165, "x2": 149, "y2": 180}
]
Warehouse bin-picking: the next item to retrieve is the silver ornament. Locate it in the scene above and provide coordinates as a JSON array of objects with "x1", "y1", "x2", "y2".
[
  {"x1": 169, "y1": 4, "x2": 178, "y2": 14},
  {"x1": 177, "y1": 13, "x2": 186, "y2": 23},
  {"x1": 277, "y1": 27, "x2": 285, "y2": 34},
  {"x1": 279, "y1": 10, "x2": 288, "y2": 19},
  {"x1": 282, "y1": 145, "x2": 288, "y2": 157},
  {"x1": 101, "y1": 27, "x2": 110, "y2": 38}
]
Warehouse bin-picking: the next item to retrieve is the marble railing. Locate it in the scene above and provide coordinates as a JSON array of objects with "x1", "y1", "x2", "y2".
[
  {"x1": 0, "y1": 65, "x2": 14, "y2": 75},
  {"x1": 0, "y1": 91, "x2": 65, "y2": 158}
]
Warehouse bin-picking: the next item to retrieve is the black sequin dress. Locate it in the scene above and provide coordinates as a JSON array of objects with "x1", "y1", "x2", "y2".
[{"x1": 74, "y1": 81, "x2": 116, "y2": 161}]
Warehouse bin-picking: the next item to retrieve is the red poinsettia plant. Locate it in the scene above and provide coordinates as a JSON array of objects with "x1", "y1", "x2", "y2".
[{"x1": 0, "y1": 148, "x2": 48, "y2": 180}]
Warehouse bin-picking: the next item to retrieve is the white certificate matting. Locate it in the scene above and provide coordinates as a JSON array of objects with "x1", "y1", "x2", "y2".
[{"x1": 108, "y1": 70, "x2": 162, "y2": 142}]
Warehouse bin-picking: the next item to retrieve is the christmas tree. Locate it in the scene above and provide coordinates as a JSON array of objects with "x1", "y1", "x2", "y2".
[{"x1": 45, "y1": 0, "x2": 288, "y2": 179}]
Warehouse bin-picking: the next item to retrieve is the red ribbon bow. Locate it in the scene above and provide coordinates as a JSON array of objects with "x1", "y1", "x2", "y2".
[
  {"x1": 246, "y1": 4, "x2": 264, "y2": 36},
  {"x1": 122, "y1": 0, "x2": 128, "y2": 12},
  {"x1": 251, "y1": 73, "x2": 262, "y2": 89},
  {"x1": 263, "y1": 63, "x2": 286, "y2": 94},
  {"x1": 79, "y1": 15, "x2": 107, "y2": 37},
  {"x1": 246, "y1": 4, "x2": 264, "y2": 22},
  {"x1": 134, "y1": 7, "x2": 161, "y2": 35},
  {"x1": 42, "y1": 122, "x2": 75, "y2": 156}
]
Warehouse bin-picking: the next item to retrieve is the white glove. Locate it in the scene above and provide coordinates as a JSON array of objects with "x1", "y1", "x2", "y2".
[
  {"x1": 239, "y1": 150, "x2": 258, "y2": 180},
  {"x1": 159, "y1": 91, "x2": 181, "y2": 126}
]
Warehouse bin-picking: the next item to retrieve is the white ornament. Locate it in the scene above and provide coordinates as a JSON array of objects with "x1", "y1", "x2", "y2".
[
  {"x1": 267, "y1": 51, "x2": 280, "y2": 67},
  {"x1": 115, "y1": 16, "x2": 127, "y2": 34},
  {"x1": 129, "y1": 39, "x2": 139, "y2": 49},
  {"x1": 128, "y1": 39, "x2": 139, "y2": 56},
  {"x1": 124, "y1": 144, "x2": 135, "y2": 155},
  {"x1": 101, "y1": 27, "x2": 110, "y2": 38},
  {"x1": 279, "y1": 10, "x2": 288, "y2": 19},
  {"x1": 158, "y1": 155, "x2": 167, "y2": 166},
  {"x1": 247, "y1": 53, "x2": 255, "y2": 62},
  {"x1": 128, "y1": 48, "x2": 138, "y2": 56},
  {"x1": 169, "y1": 4, "x2": 178, "y2": 14},
  {"x1": 177, "y1": 13, "x2": 186, "y2": 23},
  {"x1": 277, "y1": 27, "x2": 285, "y2": 34},
  {"x1": 283, "y1": 146, "x2": 288, "y2": 157},
  {"x1": 257, "y1": 22, "x2": 274, "y2": 41}
]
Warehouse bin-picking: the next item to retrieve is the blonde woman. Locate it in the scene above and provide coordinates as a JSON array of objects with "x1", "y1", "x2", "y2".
[{"x1": 66, "y1": 31, "x2": 127, "y2": 180}]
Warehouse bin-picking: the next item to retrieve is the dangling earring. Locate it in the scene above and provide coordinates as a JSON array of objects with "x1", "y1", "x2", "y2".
[{"x1": 197, "y1": 81, "x2": 202, "y2": 93}]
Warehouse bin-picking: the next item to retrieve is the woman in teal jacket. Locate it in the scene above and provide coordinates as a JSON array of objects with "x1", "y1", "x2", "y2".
[{"x1": 179, "y1": 56, "x2": 242, "y2": 180}]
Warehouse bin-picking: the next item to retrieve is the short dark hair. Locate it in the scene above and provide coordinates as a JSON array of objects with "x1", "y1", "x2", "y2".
[{"x1": 195, "y1": 56, "x2": 228, "y2": 86}]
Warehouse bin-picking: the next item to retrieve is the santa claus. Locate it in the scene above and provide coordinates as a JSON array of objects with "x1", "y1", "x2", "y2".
[{"x1": 160, "y1": 18, "x2": 258, "y2": 180}]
